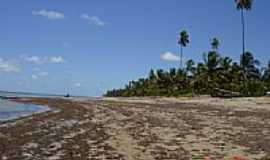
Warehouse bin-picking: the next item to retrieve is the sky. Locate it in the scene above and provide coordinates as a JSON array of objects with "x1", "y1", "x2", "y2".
[{"x1": 1, "y1": 0, "x2": 270, "y2": 96}]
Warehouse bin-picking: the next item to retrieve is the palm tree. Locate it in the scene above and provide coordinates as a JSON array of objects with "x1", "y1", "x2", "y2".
[
  {"x1": 262, "y1": 61, "x2": 270, "y2": 82},
  {"x1": 219, "y1": 57, "x2": 232, "y2": 71},
  {"x1": 186, "y1": 59, "x2": 196, "y2": 95},
  {"x1": 149, "y1": 69, "x2": 156, "y2": 81},
  {"x1": 240, "y1": 51, "x2": 260, "y2": 95},
  {"x1": 175, "y1": 68, "x2": 188, "y2": 94},
  {"x1": 217, "y1": 57, "x2": 233, "y2": 90},
  {"x1": 211, "y1": 38, "x2": 220, "y2": 51},
  {"x1": 203, "y1": 51, "x2": 220, "y2": 72},
  {"x1": 186, "y1": 59, "x2": 196, "y2": 76},
  {"x1": 235, "y1": 0, "x2": 253, "y2": 54},
  {"x1": 178, "y1": 30, "x2": 190, "y2": 68},
  {"x1": 240, "y1": 51, "x2": 260, "y2": 79},
  {"x1": 193, "y1": 62, "x2": 208, "y2": 94}
]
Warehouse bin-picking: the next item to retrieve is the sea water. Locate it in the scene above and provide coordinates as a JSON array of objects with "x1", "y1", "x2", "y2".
[{"x1": 0, "y1": 99, "x2": 50, "y2": 122}]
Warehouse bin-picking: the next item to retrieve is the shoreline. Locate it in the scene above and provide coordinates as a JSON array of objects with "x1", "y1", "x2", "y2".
[
  {"x1": 0, "y1": 98, "x2": 51, "y2": 125},
  {"x1": 1, "y1": 97, "x2": 270, "y2": 159}
]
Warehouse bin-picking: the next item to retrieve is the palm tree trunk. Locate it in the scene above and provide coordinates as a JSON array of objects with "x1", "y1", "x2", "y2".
[
  {"x1": 241, "y1": 9, "x2": 245, "y2": 54},
  {"x1": 241, "y1": 9, "x2": 248, "y2": 96},
  {"x1": 180, "y1": 45, "x2": 183, "y2": 68}
]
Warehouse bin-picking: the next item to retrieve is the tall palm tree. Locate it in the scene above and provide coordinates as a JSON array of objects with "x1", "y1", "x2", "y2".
[
  {"x1": 178, "y1": 30, "x2": 190, "y2": 68},
  {"x1": 235, "y1": 0, "x2": 253, "y2": 54}
]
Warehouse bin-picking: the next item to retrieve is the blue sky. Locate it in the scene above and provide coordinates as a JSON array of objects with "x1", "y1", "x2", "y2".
[{"x1": 0, "y1": 0, "x2": 270, "y2": 96}]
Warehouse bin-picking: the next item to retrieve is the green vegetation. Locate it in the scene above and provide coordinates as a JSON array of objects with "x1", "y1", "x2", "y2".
[
  {"x1": 105, "y1": 39, "x2": 269, "y2": 97},
  {"x1": 235, "y1": 0, "x2": 253, "y2": 54},
  {"x1": 178, "y1": 30, "x2": 190, "y2": 68},
  {"x1": 105, "y1": 0, "x2": 266, "y2": 98}
]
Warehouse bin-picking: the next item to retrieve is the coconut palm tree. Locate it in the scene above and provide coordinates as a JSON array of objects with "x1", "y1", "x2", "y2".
[
  {"x1": 178, "y1": 30, "x2": 190, "y2": 68},
  {"x1": 186, "y1": 59, "x2": 196, "y2": 76},
  {"x1": 239, "y1": 51, "x2": 260, "y2": 95},
  {"x1": 211, "y1": 38, "x2": 220, "y2": 51},
  {"x1": 149, "y1": 69, "x2": 156, "y2": 81},
  {"x1": 240, "y1": 51, "x2": 260, "y2": 79},
  {"x1": 235, "y1": 0, "x2": 253, "y2": 54}
]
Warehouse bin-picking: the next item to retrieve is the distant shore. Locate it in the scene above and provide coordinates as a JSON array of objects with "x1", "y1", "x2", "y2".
[{"x1": 0, "y1": 97, "x2": 270, "y2": 159}]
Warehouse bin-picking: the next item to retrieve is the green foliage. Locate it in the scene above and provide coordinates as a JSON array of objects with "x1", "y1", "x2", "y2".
[
  {"x1": 178, "y1": 30, "x2": 190, "y2": 67},
  {"x1": 235, "y1": 0, "x2": 253, "y2": 10},
  {"x1": 211, "y1": 38, "x2": 220, "y2": 51},
  {"x1": 178, "y1": 30, "x2": 190, "y2": 47},
  {"x1": 105, "y1": 45, "x2": 269, "y2": 98}
]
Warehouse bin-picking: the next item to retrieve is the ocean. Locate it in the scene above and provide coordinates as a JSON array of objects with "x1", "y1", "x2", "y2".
[{"x1": 0, "y1": 91, "x2": 53, "y2": 122}]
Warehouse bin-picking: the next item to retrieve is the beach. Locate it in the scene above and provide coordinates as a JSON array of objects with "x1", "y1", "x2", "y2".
[{"x1": 0, "y1": 97, "x2": 270, "y2": 160}]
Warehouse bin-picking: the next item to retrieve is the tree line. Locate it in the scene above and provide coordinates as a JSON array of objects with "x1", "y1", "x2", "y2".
[
  {"x1": 104, "y1": 0, "x2": 266, "y2": 97},
  {"x1": 105, "y1": 41, "x2": 270, "y2": 97}
]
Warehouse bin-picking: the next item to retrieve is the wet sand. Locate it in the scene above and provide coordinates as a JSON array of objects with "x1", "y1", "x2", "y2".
[{"x1": 0, "y1": 97, "x2": 270, "y2": 160}]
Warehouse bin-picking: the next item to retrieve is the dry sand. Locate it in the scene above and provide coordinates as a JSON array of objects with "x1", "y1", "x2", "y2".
[{"x1": 0, "y1": 97, "x2": 270, "y2": 160}]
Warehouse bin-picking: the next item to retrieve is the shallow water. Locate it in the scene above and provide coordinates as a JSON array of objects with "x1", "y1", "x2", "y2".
[
  {"x1": 0, "y1": 99, "x2": 50, "y2": 121},
  {"x1": 0, "y1": 91, "x2": 63, "y2": 98}
]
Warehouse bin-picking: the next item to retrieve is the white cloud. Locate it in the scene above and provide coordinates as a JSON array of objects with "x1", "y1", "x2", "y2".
[
  {"x1": 32, "y1": 75, "x2": 38, "y2": 80},
  {"x1": 22, "y1": 56, "x2": 44, "y2": 64},
  {"x1": 49, "y1": 56, "x2": 65, "y2": 63},
  {"x1": 38, "y1": 72, "x2": 48, "y2": 76},
  {"x1": 31, "y1": 72, "x2": 48, "y2": 80},
  {"x1": 81, "y1": 14, "x2": 106, "y2": 26},
  {"x1": 161, "y1": 52, "x2": 180, "y2": 62},
  {"x1": 74, "y1": 83, "x2": 81, "y2": 87},
  {"x1": 21, "y1": 55, "x2": 65, "y2": 64},
  {"x1": 0, "y1": 58, "x2": 20, "y2": 72},
  {"x1": 32, "y1": 9, "x2": 65, "y2": 20}
]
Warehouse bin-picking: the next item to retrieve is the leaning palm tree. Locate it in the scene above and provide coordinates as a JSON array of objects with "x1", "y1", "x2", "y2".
[
  {"x1": 235, "y1": 0, "x2": 253, "y2": 54},
  {"x1": 178, "y1": 30, "x2": 190, "y2": 68}
]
